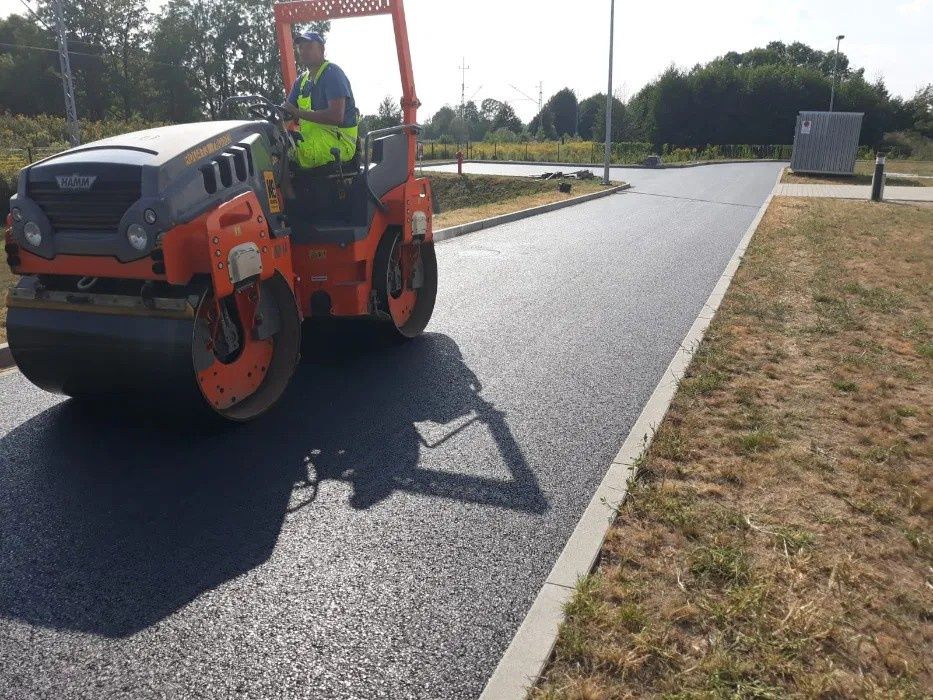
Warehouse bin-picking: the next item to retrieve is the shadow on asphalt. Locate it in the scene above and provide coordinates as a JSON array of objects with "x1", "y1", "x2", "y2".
[{"x1": 0, "y1": 324, "x2": 546, "y2": 637}]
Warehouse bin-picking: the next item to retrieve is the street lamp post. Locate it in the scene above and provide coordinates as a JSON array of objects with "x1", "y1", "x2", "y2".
[
  {"x1": 602, "y1": 0, "x2": 615, "y2": 185},
  {"x1": 829, "y1": 34, "x2": 845, "y2": 112}
]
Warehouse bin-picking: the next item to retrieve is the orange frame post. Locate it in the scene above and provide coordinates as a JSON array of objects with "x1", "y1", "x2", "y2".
[{"x1": 272, "y1": 0, "x2": 420, "y2": 173}]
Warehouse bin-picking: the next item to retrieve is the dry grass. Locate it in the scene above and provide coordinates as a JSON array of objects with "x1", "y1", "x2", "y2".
[
  {"x1": 782, "y1": 170, "x2": 930, "y2": 187},
  {"x1": 857, "y1": 160, "x2": 933, "y2": 178},
  {"x1": 432, "y1": 180, "x2": 610, "y2": 228},
  {"x1": 0, "y1": 253, "x2": 13, "y2": 344},
  {"x1": 534, "y1": 197, "x2": 933, "y2": 699}
]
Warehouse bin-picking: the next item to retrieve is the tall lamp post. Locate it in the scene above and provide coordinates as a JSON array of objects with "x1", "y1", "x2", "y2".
[
  {"x1": 829, "y1": 34, "x2": 845, "y2": 112},
  {"x1": 602, "y1": 0, "x2": 615, "y2": 185}
]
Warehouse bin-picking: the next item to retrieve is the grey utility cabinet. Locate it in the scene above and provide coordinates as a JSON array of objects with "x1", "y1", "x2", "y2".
[{"x1": 790, "y1": 111, "x2": 864, "y2": 175}]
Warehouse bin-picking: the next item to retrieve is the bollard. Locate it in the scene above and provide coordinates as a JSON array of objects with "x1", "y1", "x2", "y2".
[
  {"x1": 870, "y1": 152, "x2": 885, "y2": 202},
  {"x1": 456, "y1": 150, "x2": 464, "y2": 175}
]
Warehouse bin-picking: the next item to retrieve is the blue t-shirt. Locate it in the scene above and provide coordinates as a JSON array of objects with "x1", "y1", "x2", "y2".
[{"x1": 286, "y1": 62, "x2": 357, "y2": 128}]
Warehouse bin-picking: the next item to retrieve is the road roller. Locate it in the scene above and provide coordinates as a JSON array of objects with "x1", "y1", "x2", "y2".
[{"x1": 2, "y1": 0, "x2": 436, "y2": 421}]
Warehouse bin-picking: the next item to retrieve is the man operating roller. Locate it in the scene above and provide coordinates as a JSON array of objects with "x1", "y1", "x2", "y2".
[{"x1": 281, "y1": 30, "x2": 359, "y2": 170}]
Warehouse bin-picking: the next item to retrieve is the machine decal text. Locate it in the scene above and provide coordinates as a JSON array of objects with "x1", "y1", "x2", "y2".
[{"x1": 183, "y1": 134, "x2": 233, "y2": 165}]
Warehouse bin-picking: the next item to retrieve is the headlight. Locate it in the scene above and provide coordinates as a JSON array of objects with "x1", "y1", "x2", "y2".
[
  {"x1": 11, "y1": 208, "x2": 23, "y2": 222},
  {"x1": 127, "y1": 223, "x2": 148, "y2": 251},
  {"x1": 144, "y1": 208, "x2": 158, "y2": 225},
  {"x1": 23, "y1": 221, "x2": 42, "y2": 247}
]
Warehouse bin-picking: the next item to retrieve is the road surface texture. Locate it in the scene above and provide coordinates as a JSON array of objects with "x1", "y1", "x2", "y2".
[{"x1": 0, "y1": 162, "x2": 782, "y2": 699}]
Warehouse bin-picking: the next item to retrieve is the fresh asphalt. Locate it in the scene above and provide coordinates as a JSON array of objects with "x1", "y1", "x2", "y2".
[{"x1": 0, "y1": 162, "x2": 783, "y2": 699}]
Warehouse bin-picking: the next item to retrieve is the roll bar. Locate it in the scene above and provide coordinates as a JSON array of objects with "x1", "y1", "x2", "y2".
[{"x1": 272, "y1": 0, "x2": 420, "y2": 176}]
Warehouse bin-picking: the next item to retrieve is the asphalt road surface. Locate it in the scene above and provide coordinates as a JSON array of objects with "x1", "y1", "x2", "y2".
[{"x1": 0, "y1": 162, "x2": 783, "y2": 699}]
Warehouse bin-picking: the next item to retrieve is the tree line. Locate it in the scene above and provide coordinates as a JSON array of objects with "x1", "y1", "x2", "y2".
[
  {"x1": 423, "y1": 41, "x2": 930, "y2": 149},
  {"x1": 1, "y1": 4, "x2": 930, "y2": 151},
  {"x1": 0, "y1": 0, "x2": 327, "y2": 123}
]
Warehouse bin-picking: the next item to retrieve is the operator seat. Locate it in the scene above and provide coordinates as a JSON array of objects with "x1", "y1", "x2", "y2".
[{"x1": 286, "y1": 131, "x2": 410, "y2": 246}]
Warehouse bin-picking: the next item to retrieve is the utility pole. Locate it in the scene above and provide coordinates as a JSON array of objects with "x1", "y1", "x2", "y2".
[
  {"x1": 53, "y1": 0, "x2": 80, "y2": 147},
  {"x1": 458, "y1": 57, "x2": 470, "y2": 147},
  {"x1": 603, "y1": 0, "x2": 615, "y2": 185},
  {"x1": 829, "y1": 34, "x2": 845, "y2": 112},
  {"x1": 458, "y1": 58, "x2": 469, "y2": 121}
]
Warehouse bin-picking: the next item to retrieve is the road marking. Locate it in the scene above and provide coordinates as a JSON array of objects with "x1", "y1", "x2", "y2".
[{"x1": 479, "y1": 165, "x2": 786, "y2": 700}]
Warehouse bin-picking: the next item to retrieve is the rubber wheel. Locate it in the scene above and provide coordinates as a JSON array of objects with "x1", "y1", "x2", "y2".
[{"x1": 372, "y1": 229, "x2": 437, "y2": 338}]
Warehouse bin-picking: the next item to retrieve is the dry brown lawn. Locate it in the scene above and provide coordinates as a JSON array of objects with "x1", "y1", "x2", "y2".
[
  {"x1": 857, "y1": 160, "x2": 933, "y2": 178},
  {"x1": 0, "y1": 256, "x2": 13, "y2": 344},
  {"x1": 433, "y1": 179, "x2": 610, "y2": 228},
  {"x1": 534, "y1": 197, "x2": 933, "y2": 699},
  {"x1": 782, "y1": 170, "x2": 930, "y2": 187}
]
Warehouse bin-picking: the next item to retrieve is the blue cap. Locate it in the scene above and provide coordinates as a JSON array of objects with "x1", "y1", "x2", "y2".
[{"x1": 294, "y1": 31, "x2": 325, "y2": 45}]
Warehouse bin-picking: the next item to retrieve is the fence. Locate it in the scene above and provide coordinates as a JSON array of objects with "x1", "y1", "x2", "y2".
[{"x1": 419, "y1": 141, "x2": 794, "y2": 164}]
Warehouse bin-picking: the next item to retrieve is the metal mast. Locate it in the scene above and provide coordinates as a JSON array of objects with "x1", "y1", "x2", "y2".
[
  {"x1": 603, "y1": 0, "x2": 615, "y2": 184},
  {"x1": 53, "y1": 0, "x2": 80, "y2": 146},
  {"x1": 829, "y1": 34, "x2": 845, "y2": 112}
]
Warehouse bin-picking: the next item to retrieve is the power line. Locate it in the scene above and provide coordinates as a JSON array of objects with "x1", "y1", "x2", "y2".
[
  {"x1": 0, "y1": 41, "x2": 187, "y2": 70},
  {"x1": 15, "y1": 0, "x2": 51, "y2": 31}
]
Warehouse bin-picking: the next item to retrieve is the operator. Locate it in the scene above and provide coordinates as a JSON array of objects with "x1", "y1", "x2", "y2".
[{"x1": 281, "y1": 31, "x2": 359, "y2": 170}]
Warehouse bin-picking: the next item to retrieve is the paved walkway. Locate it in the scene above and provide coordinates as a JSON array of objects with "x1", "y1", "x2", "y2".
[{"x1": 775, "y1": 183, "x2": 933, "y2": 202}]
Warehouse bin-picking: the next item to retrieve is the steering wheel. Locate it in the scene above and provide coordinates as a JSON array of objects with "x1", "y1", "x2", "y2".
[{"x1": 246, "y1": 102, "x2": 289, "y2": 124}]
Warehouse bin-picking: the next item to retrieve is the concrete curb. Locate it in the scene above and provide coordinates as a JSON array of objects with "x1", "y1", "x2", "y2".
[
  {"x1": 478, "y1": 166, "x2": 786, "y2": 700},
  {"x1": 434, "y1": 184, "x2": 629, "y2": 243},
  {"x1": 423, "y1": 158, "x2": 788, "y2": 171},
  {"x1": 0, "y1": 343, "x2": 12, "y2": 371}
]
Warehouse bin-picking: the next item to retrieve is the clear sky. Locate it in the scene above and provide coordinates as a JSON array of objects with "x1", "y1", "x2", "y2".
[{"x1": 2, "y1": 0, "x2": 931, "y2": 122}]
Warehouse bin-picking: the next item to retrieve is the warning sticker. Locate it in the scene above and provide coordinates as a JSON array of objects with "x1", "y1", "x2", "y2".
[
  {"x1": 263, "y1": 170, "x2": 282, "y2": 213},
  {"x1": 308, "y1": 249, "x2": 326, "y2": 260},
  {"x1": 801, "y1": 119, "x2": 812, "y2": 135}
]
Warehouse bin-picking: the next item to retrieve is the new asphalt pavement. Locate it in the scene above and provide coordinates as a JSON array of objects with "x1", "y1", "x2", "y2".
[{"x1": 0, "y1": 161, "x2": 783, "y2": 699}]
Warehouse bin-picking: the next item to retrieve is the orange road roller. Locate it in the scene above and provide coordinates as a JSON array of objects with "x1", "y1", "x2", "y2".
[{"x1": 3, "y1": 0, "x2": 437, "y2": 421}]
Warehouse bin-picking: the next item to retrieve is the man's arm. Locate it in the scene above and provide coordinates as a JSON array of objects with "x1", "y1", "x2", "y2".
[{"x1": 282, "y1": 98, "x2": 346, "y2": 126}]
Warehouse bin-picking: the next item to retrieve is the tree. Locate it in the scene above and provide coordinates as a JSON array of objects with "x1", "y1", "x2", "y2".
[
  {"x1": 424, "y1": 105, "x2": 456, "y2": 140},
  {"x1": 491, "y1": 102, "x2": 523, "y2": 133},
  {"x1": 0, "y1": 15, "x2": 63, "y2": 116},
  {"x1": 149, "y1": 0, "x2": 201, "y2": 121},
  {"x1": 368, "y1": 95, "x2": 401, "y2": 131},
  {"x1": 480, "y1": 98, "x2": 503, "y2": 123},
  {"x1": 905, "y1": 84, "x2": 932, "y2": 138}
]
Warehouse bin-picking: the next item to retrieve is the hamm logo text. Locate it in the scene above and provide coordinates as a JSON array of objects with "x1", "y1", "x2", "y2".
[{"x1": 55, "y1": 174, "x2": 98, "y2": 191}]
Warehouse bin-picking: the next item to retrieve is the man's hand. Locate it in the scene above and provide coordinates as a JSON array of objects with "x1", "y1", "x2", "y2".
[{"x1": 281, "y1": 102, "x2": 299, "y2": 120}]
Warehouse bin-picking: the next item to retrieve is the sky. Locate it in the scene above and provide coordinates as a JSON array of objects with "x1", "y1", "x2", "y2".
[{"x1": 2, "y1": 0, "x2": 931, "y2": 122}]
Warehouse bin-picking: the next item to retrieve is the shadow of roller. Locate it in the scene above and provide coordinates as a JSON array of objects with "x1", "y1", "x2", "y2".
[{"x1": 0, "y1": 327, "x2": 547, "y2": 637}]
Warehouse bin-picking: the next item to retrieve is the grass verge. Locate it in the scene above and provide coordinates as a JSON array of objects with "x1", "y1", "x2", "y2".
[
  {"x1": 782, "y1": 170, "x2": 929, "y2": 187},
  {"x1": 0, "y1": 260, "x2": 11, "y2": 345},
  {"x1": 427, "y1": 172, "x2": 611, "y2": 229},
  {"x1": 534, "y1": 197, "x2": 933, "y2": 698},
  {"x1": 856, "y1": 160, "x2": 933, "y2": 178}
]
